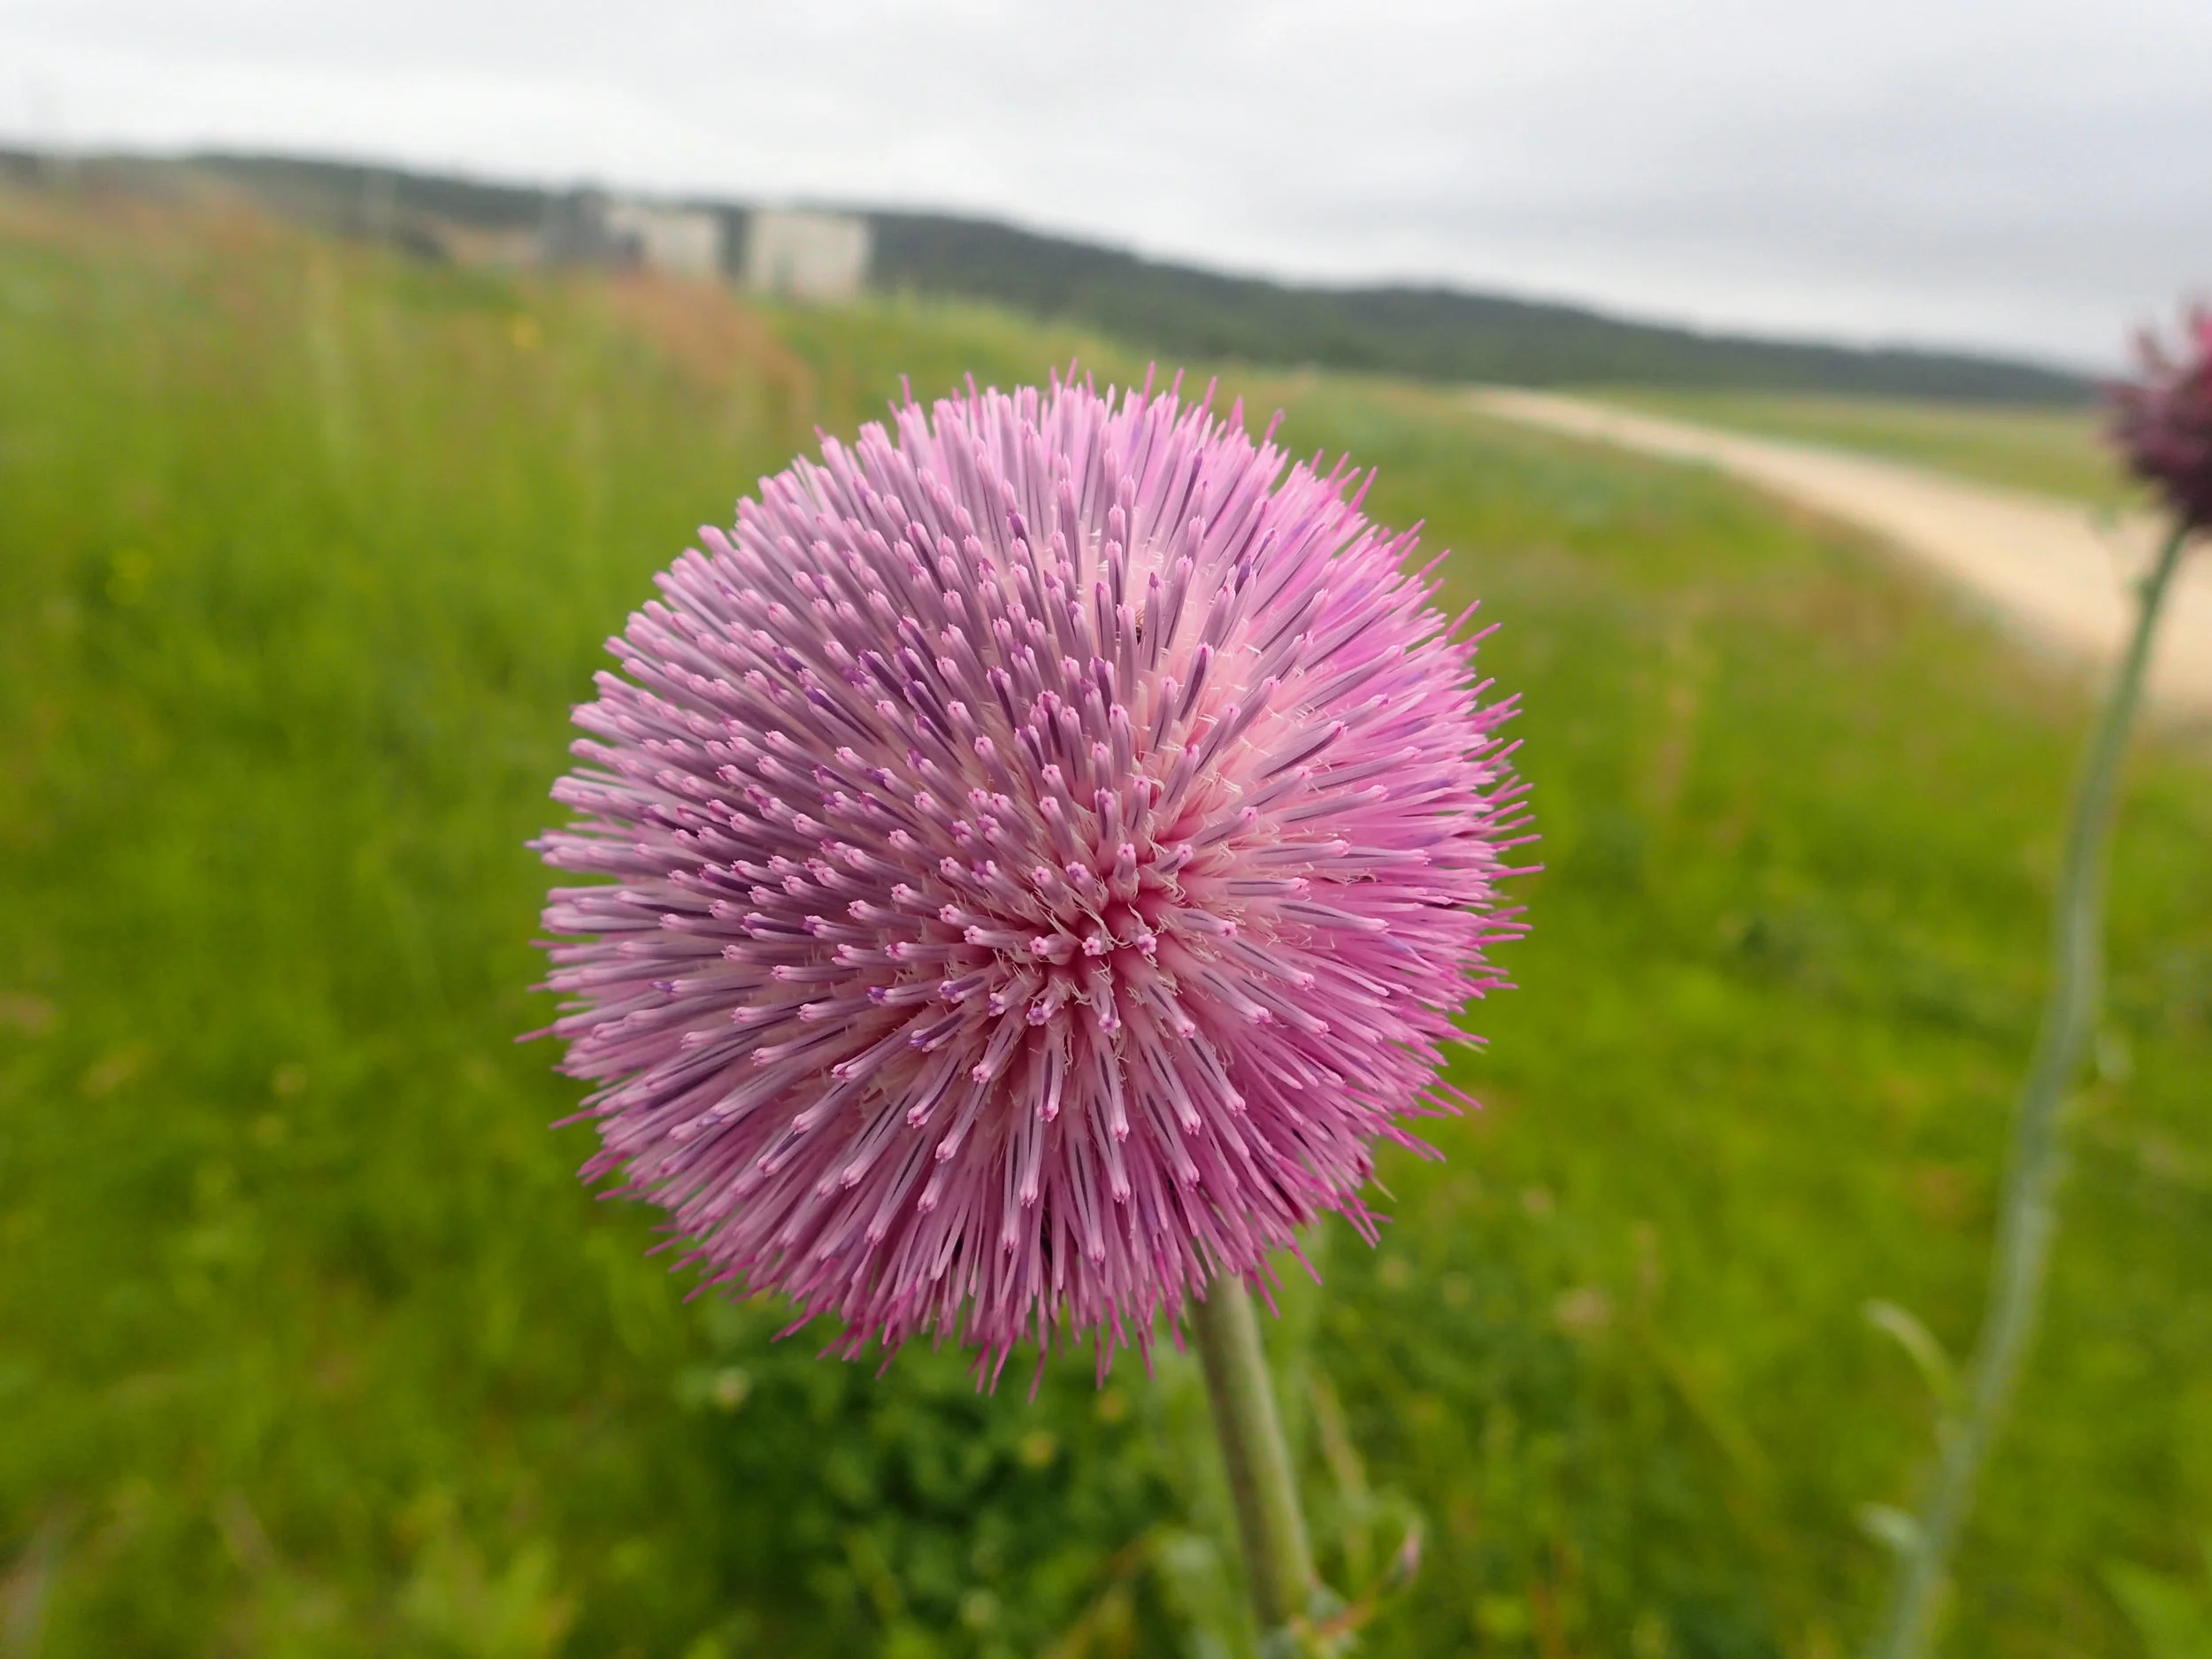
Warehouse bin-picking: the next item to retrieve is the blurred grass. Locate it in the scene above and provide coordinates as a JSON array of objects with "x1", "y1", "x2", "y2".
[
  {"x1": 2, "y1": 189, "x2": 2210, "y2": 1659},
  {"x1": 1590, "y1": 387, "x2": 2141, "y2": 510}
]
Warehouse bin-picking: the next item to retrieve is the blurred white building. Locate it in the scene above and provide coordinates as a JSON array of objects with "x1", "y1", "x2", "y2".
[
  {"x1": 743, "y1": 210, "x2": 871, "y2": 302},
  {"x1": 601, "y1": 200, "x2": 723, "y2": 279}
]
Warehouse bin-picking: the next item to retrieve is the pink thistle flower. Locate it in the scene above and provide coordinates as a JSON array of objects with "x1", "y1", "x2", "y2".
[
  {"x1": 533, "y1": 372, "x2": 1527, "y2": 1379},
  {"x1": 2110, "y1": 305, "x2": 2212, "y2": 532}
]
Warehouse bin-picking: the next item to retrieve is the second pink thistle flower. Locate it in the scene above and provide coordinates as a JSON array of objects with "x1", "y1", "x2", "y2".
[
  {"x1": 535, "y1": 373, "x2": 1529, "y2": 1377},
  {"x1": 2110, "y1": 305, "x2": 2212, "y2": 532}
]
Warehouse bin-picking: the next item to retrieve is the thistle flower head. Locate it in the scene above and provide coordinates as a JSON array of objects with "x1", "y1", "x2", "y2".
[
  {"x1": 2110, "y1": 305, "x2": 2212, "y2": 531},
  {"x1": 534, "y1": 372, "x2": 1525, "y2": 1377}
]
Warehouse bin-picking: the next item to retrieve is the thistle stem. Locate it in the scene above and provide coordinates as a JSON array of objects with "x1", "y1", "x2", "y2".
[
  {"x1": 1871, "y1": 520, "x2": 2193, "y2": 1659},
  {"x1": 1193, "y1": 1277, "x2": 1319, "y2": 1642}
]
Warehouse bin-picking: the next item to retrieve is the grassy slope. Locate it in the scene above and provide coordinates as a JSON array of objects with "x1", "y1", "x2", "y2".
[
  {"x1": 1591, "y1": 388, "x2": 2140, "y2": 511},
  {"x1": 3, "y1": 195, "x2": 2210, "y2": 1659}
]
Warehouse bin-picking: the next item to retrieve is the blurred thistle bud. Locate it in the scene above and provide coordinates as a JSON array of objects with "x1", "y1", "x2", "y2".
[{"x1": 2109, "y1": 305, "x2": 2212, "y2": 532}]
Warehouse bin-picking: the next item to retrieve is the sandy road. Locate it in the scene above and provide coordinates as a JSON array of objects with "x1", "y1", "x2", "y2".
[{"x1": 1465, "y1": 388, "x2": 2212, "y2": 718}]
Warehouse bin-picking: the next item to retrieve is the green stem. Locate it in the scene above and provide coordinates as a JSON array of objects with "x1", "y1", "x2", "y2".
[
  {"x1": 1193, "y1": 1277, "x2": 1319, "y2": 1642},
  {"x1": 1871, "y1": 520, "x2": 2194, "y2": 1659}
]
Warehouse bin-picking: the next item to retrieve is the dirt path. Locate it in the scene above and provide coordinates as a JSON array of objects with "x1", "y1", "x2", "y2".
[{"x1": 1465, "y1": 388, "x2": 2212, "y2": 718}]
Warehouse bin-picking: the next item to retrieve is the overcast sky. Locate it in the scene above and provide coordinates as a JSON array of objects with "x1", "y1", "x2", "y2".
[{"x1": 6, "y1": 0, "x2": 2208, "y2": 367}]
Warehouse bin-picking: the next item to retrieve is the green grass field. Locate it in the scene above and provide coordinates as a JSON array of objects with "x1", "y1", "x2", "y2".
[
  {"x1": 1592, "y1": 388, "x2": 2139, "y2": 510},
  {"x1": 4, "y1": 189, "x2": 2211, "y2": 1659}
]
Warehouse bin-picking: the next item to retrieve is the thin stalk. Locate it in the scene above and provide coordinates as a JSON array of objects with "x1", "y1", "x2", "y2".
[
  {"x1": 1192, "y1": 1277, "x2": 1319, "y2": 1644},
  {"x1": 1871, "y1": 520, "x2": 2194, "y2": 1659}
]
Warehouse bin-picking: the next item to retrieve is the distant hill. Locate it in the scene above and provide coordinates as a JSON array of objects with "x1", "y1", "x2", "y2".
[{"x1": 4, "y1": 149, "x2": 2093, "y2": 404}]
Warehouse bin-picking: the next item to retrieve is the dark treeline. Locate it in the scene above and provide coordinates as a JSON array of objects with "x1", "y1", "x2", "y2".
[{"x1": 867, "y1": 211, "x2": 2092, "y2": 403}]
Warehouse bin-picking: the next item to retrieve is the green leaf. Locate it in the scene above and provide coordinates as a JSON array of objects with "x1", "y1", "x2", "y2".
[
  {"x1": 1857, "y1": 1504, "x2": 1922, "y2": 1556},
  {"x1": 1863, "y1": 1300, "x2": 1958, "y2": 1410}
]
